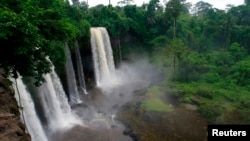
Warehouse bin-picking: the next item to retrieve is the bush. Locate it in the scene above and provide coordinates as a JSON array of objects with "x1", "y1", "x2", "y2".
[
  {"x1": 196, "y1": 86, "x2": 214, "y2": 99},
  {"x1": 198, "y1": 103, "x2": 221, "y2": 123},
  {"x1": 202, "y1": 72, "x2": 220, "y2": 83},
  {"x1": 181, "y1": 96, "x2": 192, "y2": 103}
]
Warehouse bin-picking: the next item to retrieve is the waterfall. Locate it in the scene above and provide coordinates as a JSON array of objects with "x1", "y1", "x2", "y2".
[
  {"x1": 74, "y1": 41, "x2": 88, "y2": 94},
  {"x1": 13, "y1": 77, "x2": 48, "y2": 141},
  {"x1": 36, "y1": 66, "x2": 81, "y2": 132},
  {"x1": 90, "y1": 27, "x2": 115, "y2": 86},
  {"x1": 65, "y1": 43, "x2": 81, "y2": 104},
  {"x1": 50, "y1": 67, "x2": 72, "y2": 117}
]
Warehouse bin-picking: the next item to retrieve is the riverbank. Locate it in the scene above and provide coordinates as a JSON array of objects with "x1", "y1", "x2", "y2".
[{"x1": 118, "y1": 85, "x2": 208, "y2": 141}]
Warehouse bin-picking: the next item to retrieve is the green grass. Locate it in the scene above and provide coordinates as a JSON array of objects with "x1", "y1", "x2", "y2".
[
  {"x1": 141, "y1": 86, "x2": 173, "y2": 112},
  {"x1": 168, "y1": 81, "x2": 250, "y2": 123},
  {"x1": 140, "y1": 77, "x2": 250, "y2": 123},
  {"x1": 142, "y1": 98, "x2": 173, "y2": 112}
]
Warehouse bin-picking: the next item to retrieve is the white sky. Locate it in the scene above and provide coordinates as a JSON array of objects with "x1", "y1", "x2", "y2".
[{"x1": 84, "y1": 0, "x2": 245, "y2": 10}]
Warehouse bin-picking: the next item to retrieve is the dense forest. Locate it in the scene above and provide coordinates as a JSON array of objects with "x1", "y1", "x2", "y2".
[{"x1": 1, "y1": 0, "x2": 250, "y2": 128}]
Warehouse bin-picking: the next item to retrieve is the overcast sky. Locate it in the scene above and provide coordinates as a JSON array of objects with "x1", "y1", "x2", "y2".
[{"x1": 85, "y1": 0, "x2": 245, "y2": 10}]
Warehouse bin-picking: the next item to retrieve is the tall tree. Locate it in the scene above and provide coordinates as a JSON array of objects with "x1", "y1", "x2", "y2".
[
  {"x1": 192, "y1": 1, "x2": 212, "y2": 16},
  {"x1": 0, "y1": 0, "x2": 89, "y2": 85},
  {"x1": 72, "y1": 0, "x2": 80, "y2": 6},
  {"x1": 165, "y1": 0, "x2": 183, "y2": 38},
  {"x1": 146, "y1": 0, "x2": 160, "y2": 25},
  {"x1": 118, "y1": 0, "x2": 134, "y2": 6},
  {"x1": 169, "y1": 38, "x2": 187, "y2": 71}
]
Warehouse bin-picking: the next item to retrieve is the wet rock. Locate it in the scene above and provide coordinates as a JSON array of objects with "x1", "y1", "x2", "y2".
[
  {"x1": 0, "y1": 113, "x2": 15, "y2": 119},
  {"x1": 0, "y1": 70, "x2": 31, "y2": 141},
  {"x1": 123, "y1": 127, "x2": 133, "y2": 136},
  {"x1": 71, "y1": 102, "x2": 87, "y2": 109},
  {"x1": 0, "y1": 87, "x2": 4, "y2": 93},
  {"x1": 16, "y1": 125, "x2": 25, "y2": 136},
  {"x1": 17, "y1": 121, "x2": 26, "y2": 131},
  {"x1": 133, "y1": 88, "x2": 147, "y2": 96},
  {"x1": 130, "y1": 132, "x2": 140, "y2": 141},
  {"x1": 123, "y1": 127, "x2": 140, "y2": 141}
]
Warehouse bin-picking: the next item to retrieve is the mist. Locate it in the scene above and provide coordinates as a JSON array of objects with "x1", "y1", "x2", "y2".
[{"x1": 50, "y1": 57, "x2": 161, "y2": 141}]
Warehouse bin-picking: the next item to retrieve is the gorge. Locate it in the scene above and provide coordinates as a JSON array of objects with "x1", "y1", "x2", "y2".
[
  {"x1": 11, "y1": 27, "x2": 143, "y2": 141},
  {"x1": 1, "y1": 26, "x2": 209, "y2": 141},
  {"x1": 2, "y1": 1, "x2": 250, "y2": 140}
]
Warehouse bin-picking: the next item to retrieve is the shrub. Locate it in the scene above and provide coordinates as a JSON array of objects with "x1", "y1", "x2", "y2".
[
  {"x1": 196, "y1": 86, "x2": 214, "y2": 99},
  {"x1": 198, "y1": 103, "x2": 221, "y2": 123}
]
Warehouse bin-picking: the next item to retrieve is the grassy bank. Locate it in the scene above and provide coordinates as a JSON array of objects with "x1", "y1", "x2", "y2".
[
  {"x1": 162, "y1": 81, "x2": 250, "y2": 124},
  {"x1": 141, "y1": 86, "x2": 173, "y2": 112}
]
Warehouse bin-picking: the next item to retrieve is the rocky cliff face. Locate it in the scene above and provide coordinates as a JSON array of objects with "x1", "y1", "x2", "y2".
[{"x1": 0, "y1": 71, "x2": 31, "y2": 141}]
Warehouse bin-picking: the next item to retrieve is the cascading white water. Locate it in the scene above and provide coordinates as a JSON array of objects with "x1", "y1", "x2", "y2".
[
  {"x1": 36, "y1": 66, "x2": 81, "y2": 132},
  {"x1": 74, "y1": 41, "x2": 88, "y2": 94},
  {"x1": 90, "y1": 27, "x2": 115, "y2": 86},
  {"x1": 13, "y1": 77, "x2": 48, "y2": 141},
  {"x1": 100, "y1": 28, "x2": 115, "y2": 74},
  {"x1": 50, "y1": 67, "x2": 72, "y2": 117},
  {"x1": 65, "y1": 43, "x2": 81, "y2": 104}
]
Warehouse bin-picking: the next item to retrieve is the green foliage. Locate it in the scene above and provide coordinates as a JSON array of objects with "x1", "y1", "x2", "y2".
[
  {"x1": 198, "y1": 102, "x2": 221, "y2": 123},
  {"x1": 146, "y1": 0, "x2": 160, "y2": 26},
  {"x1": 123, "y1": 5, "x2": 147, "y2": 40},
  {"x1": 202, "y1": 72, "x2": 220, "y2": 83},
  {"x1": 178, "y1": 52, "x2": 208, "y2": 81},
  {"x1": 193, "y1": 1, "x2": 212, "y2": 16},
  {"x1": 0, "y1": 0, "x2": 90, "y2": 85},
  {"x1": 170, "y1": 82, "x2": 196, "y2": 96},
  {"x1": 87, "y1": 5, "x2": 129, "y2": 37},
  {"x1": 232, "y1": 57, "x2": 250, "y2": 86},
  {"x1": 61, "y1": 4, "x2": 90, "y2": 40},
  {"x1": 165, "y1": 0, "x2": 183, "y2": 38},
  {"x1": 169, "y1": 38, "x2": 187, "y2": 56},
  {"x1": 181, "y1": 96, "x2": 192, "y2": 103},
  {"x1": 142, "y1": 86, "x2": 173, "y2": 112},
  {"x1": 165, "y1": 0, "x2": 182, "y2": 19},
  {"x1": 148, "y1": 36, "x2": 169, "y2": 48},
  {"x1": 47, "y1": 41, "x2": 66, "y2": 74},
  {"x1": 0, "y1": 7, "x2": 51, "y2": 85},
  {"x1": 195, "y1": 86, "x2": 214, "y2": 99},
  {"x1": 112, "y1": 0, "x2": 250, "y2": 124},
  {"x1": 228, "y1": 42, "x2": 247, "y2": 61},
  {"x1": 145, "y1": 0, "x2": 166, "y2": 38},
  {"x1": 0, "y1": 0, "x2": 248, "y2": 125}
]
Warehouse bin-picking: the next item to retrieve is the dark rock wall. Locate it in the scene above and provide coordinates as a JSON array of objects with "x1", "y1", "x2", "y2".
[{"x1": 0, "y1": 70, "x2": 31, "y2": 141}]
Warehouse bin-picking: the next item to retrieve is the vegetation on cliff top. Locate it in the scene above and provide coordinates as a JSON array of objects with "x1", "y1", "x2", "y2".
[{"x1": 1, "y1": 0, "x2": 250, "y2": 124}]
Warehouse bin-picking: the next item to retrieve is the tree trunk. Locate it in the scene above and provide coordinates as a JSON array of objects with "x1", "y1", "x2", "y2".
[
  {"x1": 174, "y1": 54, "x2": 176, "y2": 72},
  {"x1": 173, "y1": 17, "x2": 176, "y2": 39},
  {"x1": 178, "y1": 57, "x2": 180, "y2": 71}
]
